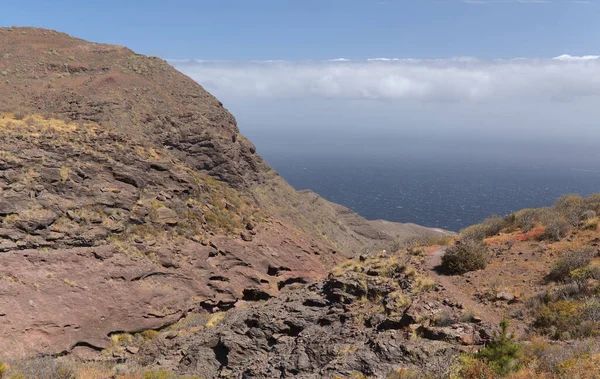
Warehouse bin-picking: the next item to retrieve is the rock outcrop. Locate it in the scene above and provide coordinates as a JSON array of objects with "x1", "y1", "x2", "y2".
[{"x1": 132, "y1": 253, "x2": 494, "y2": 378}]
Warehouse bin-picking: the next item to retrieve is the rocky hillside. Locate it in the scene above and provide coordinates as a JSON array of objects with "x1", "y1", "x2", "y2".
[
  {"x1": 0, "y1": 27, "x2": 448, "y2": 360},
  {"x1": 115, "y1": 194, "x2": 600, "y2": 379}
]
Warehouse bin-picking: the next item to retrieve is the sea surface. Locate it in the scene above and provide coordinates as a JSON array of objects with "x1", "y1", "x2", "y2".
[{"x1": 260, "y1": 154, "x2": 600, "y2": 232}]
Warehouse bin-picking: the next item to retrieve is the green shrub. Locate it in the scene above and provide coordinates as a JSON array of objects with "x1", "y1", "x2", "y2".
[
  {"x1": 454, "y1": 355, "x2": 495, "y2": 379},
  {"x1": 585, "y1": 193, "x2": 600, "y2": 213},
  {"x1": 440, "y1": 240, "x2": 490, "y2": 275},
  {"x1": 533, "y1": 300, "x2": 599, "y2": 339},
  {"x1": 547, "y1": 248, "x2": 594, "y2": 283},
  {"x1": 582, "y1": 218, "x2": 599, "y2": 231},
  {"x1": 514, "y1": 208, "x2": 538, "y2": 232},
  {"x1": 581, "y1": 210, "x2": 597, "y2": 221},
  {"x1": 477, "y1": 319, "x2": 522, "y2": 376},
  {"x1": 433, "y1": 310, "x2": 456, "y2": 326},
  {"x1": 539, "y1": 217, "x2": 570, "y2": 242},
  {"x1": 460, "y1": 215, "x2": 507, "y2": 241},
  {"x1": 7, "y1": 358, "x2": 76, "y2": 379},
  {"x1": 460, "y1": 224, "x2": 487, "y2": 241},
  {"x1": 143, "y1": 370, "x2": 178, "y2": 379},
  {"x1": 554, "y1": 194, "x2": 586, "y2": 226}
]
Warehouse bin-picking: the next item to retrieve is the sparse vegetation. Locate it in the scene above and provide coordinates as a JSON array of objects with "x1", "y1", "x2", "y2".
[
  {"x1": 6, "y1": 358, "x2": 76, "y2": 379},
  {"x1": 463, "y1": 194, "x2": 600, "y2": 244},
  {"x1": 441, "y1": 239, "x2": 490, "y2": 275},
  {"x1": 433, "y1": 310, "x2": 456, "y2": 326},
  {"x1": 539, "y1": 217, "x2": 570, "y2": 242},
  {"x1": 461, "y1": 215, "x2": 508, "y2": 241},
  {"x1": 547, "y1": 248, "x2": 594, "y2": 283},
  {"x1": 478, "y1": 319, "x2": 522, "y2": 376}
]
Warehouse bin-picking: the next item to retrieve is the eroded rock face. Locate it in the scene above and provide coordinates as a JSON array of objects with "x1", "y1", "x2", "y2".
[
  {"x1": 0, "y1": 28, "x2": 266, "y2": 189},
  {"x1": 0, "y1": 222, "x2": 337, "y2": 358},
  {"x1": 133, "y1": 254, "x2": 494, "y2": 378}
]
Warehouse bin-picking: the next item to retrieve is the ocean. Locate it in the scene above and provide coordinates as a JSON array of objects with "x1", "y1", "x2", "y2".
[{"x1": 259, "y1": 154, "x2": 600, "y2": 232}]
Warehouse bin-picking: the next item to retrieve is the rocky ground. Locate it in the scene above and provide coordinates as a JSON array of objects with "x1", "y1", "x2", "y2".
[
  {"x1": 127, "y1": 251, "x2": 495, "y2": 378},
  {"x1": 119, "y1": 215, "x2": 600, "y2": 378}
]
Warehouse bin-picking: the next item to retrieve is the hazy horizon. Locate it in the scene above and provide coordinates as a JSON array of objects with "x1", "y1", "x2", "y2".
[
  {"x1": 174, "y1": 56, "x2": 600, "y2": 229},
  {"x1": 176, "y1": 57, "x2": 600, "y2": 172}
]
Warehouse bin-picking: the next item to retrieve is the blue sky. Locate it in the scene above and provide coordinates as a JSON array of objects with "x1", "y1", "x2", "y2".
[
  {"x1": 4, "y1": 0, "x2": 600, "y2": 171},
  {"x1": 2, "y1": 0, "x2": 599, "y2": 60}
]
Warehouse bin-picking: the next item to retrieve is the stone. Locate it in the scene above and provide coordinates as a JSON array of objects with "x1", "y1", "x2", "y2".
[
  {"x1": 0, "y1": 240, "x2": 17, "y2": 251},
  {"x1": 155, "y1": 207, "x2": 179, "y2": 225},
  {"x1": 496, "y1": 292, "x2": 515, "y2": 302},
  {"x1": 240, "y1": 232, "x2": 253, "y2": 242}
]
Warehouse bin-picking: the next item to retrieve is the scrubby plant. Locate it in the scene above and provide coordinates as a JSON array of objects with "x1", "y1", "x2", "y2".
[
  {"x1": 461, "y1": 215, "x2": 507, "y2": 241},
  {"x1": 581, "y1": 210, "x2": 597, "y2": 221},
  {"x1": 570, "y1": 265, "x2": 600, "y2": 291},
  {"x1": 547, "y1": 248, "x2": 594, "y2": 283},
  {"x1": 533, "y1": 300, "x2": 599, "y2": 339},
  {"x1": 433, "y1": 310, "x2": 456, "y2": 327},
  {"x1": 460, "y1": 308, "x2": 477, "y2": 323},
  {"x1": 440, "y1": 240, "x2": 490, "y2": 275},
  {"x1": 477, "y1": 319, "x2": 522, "y2": 376},
  {"x1": 514, "y1": 208, "x2": 538, "y2": 232},
  {"x1": 453, "y1": 355, "x2": 495, "y2": 379},
  {"x1": 539, "y1": 214, "x2": 570, "y2": 242},
  {"x1": 582, "y1": 218, "x2": 599, "y2": 231},
  {"x1": 554, "y1": 194, "x2": 586, "y2": 226},
  {"x1": 143, "y1": 370, "x2": 179, "y2": 379},
  {"x1": 7, "y1": 358, "x2": 76, "y2": 379},
  {"x1": 585, "y1": 193, "x2": 600, "y2": 213}
]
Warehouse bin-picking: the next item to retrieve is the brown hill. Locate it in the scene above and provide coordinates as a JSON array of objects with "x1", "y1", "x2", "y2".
[{"x1": 0, "y1": 27, "x2": 448, "y2": 358}]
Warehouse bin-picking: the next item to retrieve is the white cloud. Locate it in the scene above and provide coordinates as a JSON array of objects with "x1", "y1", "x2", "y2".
[
  {"x1": 553, "y1": 54, "x2": 600, "y2": 61},
  {"x1": 173, "y1": 57, "x2": 600, "y2": 103}
]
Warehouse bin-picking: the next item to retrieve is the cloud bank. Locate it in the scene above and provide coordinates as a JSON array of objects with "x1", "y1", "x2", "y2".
[{"x1": 173, "y1": 56, "x2": 600, "y2": 103}]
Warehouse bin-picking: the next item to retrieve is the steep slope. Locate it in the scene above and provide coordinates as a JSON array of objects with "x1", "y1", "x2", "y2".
[{"x1": 0, "y1": 27, "x2": 446, "y2": 358}]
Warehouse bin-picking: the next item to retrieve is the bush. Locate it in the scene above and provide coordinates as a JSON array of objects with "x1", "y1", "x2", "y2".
[
  {"x1": 585, "y1": 193, "x2": 600, "y2": 213},
  {"x1": 143, "y1": 371, "x2": 178, "y2": 379},
  {"x1": 582, "y1": 218, "x2": 599, "y2": 231},
  {"x1": 460, "y1": 224, "x2": 487, "y2": 241},
  {"x1": 460, "y1": 215, "x2": 507, "y2": 241},
  {"x1": 581, "y1": 210, "x2": 597, "y2": 221},
  {"x1": 477, "y1": 319, "x2": 522, "y2": 376},
  {"x1": 547, "y1": 248, "x2": 594, "y2": 283},
  {"x1": 523, "y1": 338, "x2": 597, "y2": 374},
  {"x1": 539, "y1": 217, "x2": 570, "y2": 242},
  {"x1": 454, "y1": 355, "x2": 495, "y2": 379},
  {"x1": 514, "y1": 209, "x2": 538, "y2": 232},
  {"x1": 433, "y1": 310, "x2": 456, "y2": 326},
  {"x1": 440, "y1": 240, "x2": 490, "y2": 275},
  {"x1": 8, "y1": 358, "x2": 76, "y2": 379},
  {"x1": 534, "y1": 300, "x2": 591, "y2": 339},
  {"x1": 554, "y1": 194, "x2": 586, "y2": 226}
]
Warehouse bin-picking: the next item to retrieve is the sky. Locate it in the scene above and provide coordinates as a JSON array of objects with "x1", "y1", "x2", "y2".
[
  {"x1": 2, "y1": 0, "x2": 599, "y2": 60},
  {"x1": 3, "y1": 0, "x2": 600, "y2": 169}
]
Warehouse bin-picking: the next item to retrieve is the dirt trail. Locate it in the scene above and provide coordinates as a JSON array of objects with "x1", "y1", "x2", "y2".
[{"x1": 424, "y1": 248, "x2": 503, "y2": 326}]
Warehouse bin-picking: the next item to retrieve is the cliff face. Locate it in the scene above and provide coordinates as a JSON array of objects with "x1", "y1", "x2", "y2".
[
  {"x1": 0, "y1": 27, "x2": 265, "y2": 187},
  {"x1": 0, "y1": 27, "x2": 448, "y2": 358}
]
